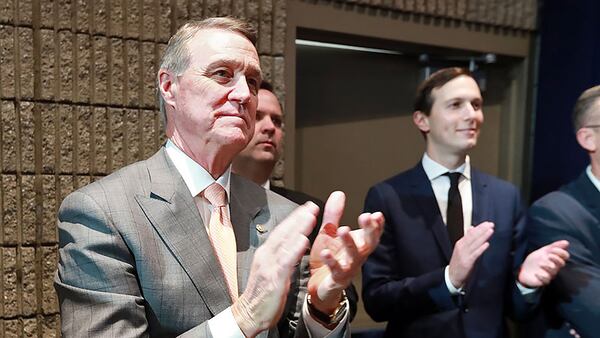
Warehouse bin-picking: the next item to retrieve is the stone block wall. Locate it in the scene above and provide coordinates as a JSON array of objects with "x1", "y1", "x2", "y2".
[{"x1": 0, "y1": 0, "x2": 285, "y2": 336}]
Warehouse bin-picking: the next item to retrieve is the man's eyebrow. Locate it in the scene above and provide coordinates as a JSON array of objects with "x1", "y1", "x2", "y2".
[{"x1": 205, "y1": 58, "x2": 262, "y2": 79}]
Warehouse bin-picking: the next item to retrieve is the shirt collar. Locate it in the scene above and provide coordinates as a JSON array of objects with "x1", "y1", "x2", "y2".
[
  {"x1": 422, "y1": 152, "x2": 471, "y2": 181},
  {"x1": 262, "y1": 180, "x2": 270, "y2": 190},
  {"x1": 586, "y1": 165, "x2": 600, "y2": 193},
  {"x1": 164, "y1": 139, "x2": 231, "y2": 198}
]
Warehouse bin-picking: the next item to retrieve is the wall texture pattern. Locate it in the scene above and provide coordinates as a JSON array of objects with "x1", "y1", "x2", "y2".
[
  {"x1": 0, "y1": 0, "x2": 285, "y2": 336},
  {"x1": 0, "y1": 0, "x2": 533, "y2": 336}
]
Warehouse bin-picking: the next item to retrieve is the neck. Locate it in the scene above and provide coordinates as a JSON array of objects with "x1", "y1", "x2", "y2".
[
  {"x1": 169, "y1": 134, "x2": 238, "y2": 179},
  {"x1": 232, "y1": 157, "x2": 274, "y2": 185},
  {"x1": 426, "y1": 147, "x2": 467, "y2": 170}
]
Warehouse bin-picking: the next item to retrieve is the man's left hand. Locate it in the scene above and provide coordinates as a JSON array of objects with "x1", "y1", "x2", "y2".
[
  {"x1": 307, "y1": 191, "x2": 384, "y2": 314},
  {"x1": 518, "y1": 240, "x2": 570, "y2": 288}
]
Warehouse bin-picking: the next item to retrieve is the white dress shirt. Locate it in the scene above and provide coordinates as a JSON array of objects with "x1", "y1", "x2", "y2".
[
  {"x1": 421, "y1": 153, "x2": 535, "y2": 296},
  {"x1": 165, "y1": 140, "x2": 345, "y2": 337},
  {"x1": 586, "y1": 165, "x2": 600, "y2": 192}
]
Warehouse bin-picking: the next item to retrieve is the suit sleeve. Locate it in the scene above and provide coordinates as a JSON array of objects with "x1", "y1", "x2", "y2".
[
  {"x1": 54, "y1": 191, "x2": 213, "y2": 338},
  {"x1": 504, "y1": 187, "x2": 538, "y2": 320},
  {"x1": 527, "y1": 192, "x2": 600, "y2": 338},
  {"x1": 361, "y1": 185, "x2": 458, "y2": 323}
]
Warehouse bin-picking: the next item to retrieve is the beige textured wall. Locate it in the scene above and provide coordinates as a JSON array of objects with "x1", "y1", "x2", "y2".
[{"x1": 0, "y1": 0, "x2": 285, "y2": 336}]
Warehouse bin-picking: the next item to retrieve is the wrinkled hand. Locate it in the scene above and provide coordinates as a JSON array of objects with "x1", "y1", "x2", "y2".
[
  {"x1": 448, "y1": 221, "x2": 494, "y2": 289},
  {"x1": 307, "y1": 191, "x2": 384, "y2": 314},
  {"x1": 232, "y1": 203, "x2": 318, "y2": 338},
  {"x1": 518, "y1": 240, "x2": 570, "y2": 288}
]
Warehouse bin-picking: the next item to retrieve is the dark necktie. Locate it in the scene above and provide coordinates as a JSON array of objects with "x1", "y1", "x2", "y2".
[{"x1": 445, "y1": 172, "x2": 464, "y2": 247}]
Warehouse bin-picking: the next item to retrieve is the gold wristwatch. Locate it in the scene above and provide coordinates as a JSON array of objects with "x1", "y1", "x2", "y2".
[{"x1": 306, "y1": 291, "x2": 348, "y2": 328}]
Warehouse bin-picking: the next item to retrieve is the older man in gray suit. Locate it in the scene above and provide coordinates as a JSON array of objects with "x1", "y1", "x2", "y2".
[{"x1": 54, "y1": 17, "x2": 384, "y2": 338}]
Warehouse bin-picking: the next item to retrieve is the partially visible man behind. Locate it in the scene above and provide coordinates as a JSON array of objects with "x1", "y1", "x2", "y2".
[
  {"x1": 232, "y1": 81, "x2": 358, "y2": 321},
  {"x1": 527, "y1": 85, "x2": 600, "y2": 338},
  {"x1": 232, "y1": 81, "x2": 324, "y2": 210},
  {"x1": 362, "y1": 67, "x2": 569, "y2": 338},
  {"x1": 54, "y1": 17, "x2": 384, "y2": 338}
]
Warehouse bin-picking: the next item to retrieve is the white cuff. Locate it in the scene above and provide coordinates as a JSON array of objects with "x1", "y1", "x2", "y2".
[
  {"x1": 444, "y1": 265, "x2": 464, "y2": 295},
  {"x1": 516, "y1": 280, "x2": 538, "y2": 296},
  {"x1": 302, "y1": 295, "x2": 348, "y2": 338},
  {"x1": 208, "y1": 307, "x2": 245, "y2": 338}
]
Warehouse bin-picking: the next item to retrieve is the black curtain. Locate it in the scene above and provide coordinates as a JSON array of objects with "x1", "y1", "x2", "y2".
[{"x1": 531, "y1": 0, "x2": 600, "y2": 201}]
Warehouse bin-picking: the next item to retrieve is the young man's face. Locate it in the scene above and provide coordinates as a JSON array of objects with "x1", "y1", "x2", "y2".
[
  {"x1": 236, "y1": 89, "x2": 284, "y2": 164},
  {"x1": 416, "y1": 75, "x2": 484, "y2": 157}
]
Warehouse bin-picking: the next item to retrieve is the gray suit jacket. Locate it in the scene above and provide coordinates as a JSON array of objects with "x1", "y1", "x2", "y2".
[{"x1": 55, "y1": 148, "x2": 332, "y2": 337}]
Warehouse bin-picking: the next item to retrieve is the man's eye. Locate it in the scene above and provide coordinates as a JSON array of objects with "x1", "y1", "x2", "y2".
[
  {"x1": 450, "y1": 101, "x2": 461, "y2": 109},
  {"x1": 247, "y1": 78, "x2": 259, "y2": 95},
  {"x1": 272, "y1": 117, "x2": 283, "y2": 128},
  {"x1": 472, "y1": 102, "x2": 481, "y2": 110},
  {"x1": 213, "y1": 69, "x2": 232, "y2": 81}
]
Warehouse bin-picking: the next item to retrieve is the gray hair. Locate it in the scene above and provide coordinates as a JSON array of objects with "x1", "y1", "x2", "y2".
[
  {"x1": 157, "y1": 17, "x2": 257, "y2": 127},
  {"x1": 573, "y1": 85, "x2": 600, "y2": 132}
]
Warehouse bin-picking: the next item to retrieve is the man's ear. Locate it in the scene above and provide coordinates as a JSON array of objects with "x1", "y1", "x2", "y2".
[
  {"x1": 413, "y1": 110, "x2": 430, "y2": 133},
  {"x1": 158, "y1": 69, "x2": 177, "y2": 108},
  {"x1": 576, "y1": 128, "x2": 597, "y2": 152}
]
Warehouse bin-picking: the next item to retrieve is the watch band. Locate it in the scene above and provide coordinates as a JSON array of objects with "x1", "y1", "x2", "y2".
[{"x1": 306, "y1": 290, "x2": 348, "y2": 327}]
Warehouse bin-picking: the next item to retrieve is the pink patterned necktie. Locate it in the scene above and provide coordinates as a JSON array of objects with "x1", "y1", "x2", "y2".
[{"x1": 203, "y1": 183, "x2": 238, "y2": 301}]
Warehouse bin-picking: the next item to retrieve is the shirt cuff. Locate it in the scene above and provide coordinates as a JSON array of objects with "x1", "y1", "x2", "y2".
[
  {"x1": 444, "y1": 265, "x2": 464, "y2": 295},
  {"x1": 208, "y1": 307, "x2": 245, "y2": 338},
  {"x1": 516, "y1": 280, "x2": 538, "y2": 296},
  {"x1": 302, "y1": 295, "x2": 348, "y2": 338}
]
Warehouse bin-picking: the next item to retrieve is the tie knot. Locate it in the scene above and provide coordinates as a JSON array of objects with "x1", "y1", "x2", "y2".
[
  {"x1": 444, "y1": 172, "x2": 462, "y2": 187},
  {"x1": 203, "y1": 183, "x2": 227, "y2": 207}
]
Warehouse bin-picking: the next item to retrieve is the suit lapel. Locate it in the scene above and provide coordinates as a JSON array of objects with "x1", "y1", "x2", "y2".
[
  {"x1": 574, "y1": 172, "x2": 600, "y2": 222},
  {"x1": 229, "y1": 174, "x2": 266, "y2": 294},
  {"x1": 465, "y1": 169, "x2": 490, "y2": 295},
  {"x1": 134, "y1": 149, "x2": 231, "y2": 316},
  {"x1": 410, "y1": 164, "x2": 453, "y2": 262}
]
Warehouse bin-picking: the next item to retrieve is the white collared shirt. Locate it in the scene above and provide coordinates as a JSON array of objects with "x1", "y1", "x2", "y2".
[
  {"x1": 165, "y1": 139, "x2": 231, "y2": 232},
  {"x1": 164, "y1": 140, "x2": 344, "y2": 337},
  {"x1": 422, "y1": 153, "x2": 473, "y2": 232},
  {"x1": 586, "y1": 165, "x2": 600, "y2": 192}
]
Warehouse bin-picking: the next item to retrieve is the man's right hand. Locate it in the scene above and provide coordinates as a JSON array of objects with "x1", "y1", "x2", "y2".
[
  {"x1": 231, "y1": 202, "x2": 318, "y2": 338},
  {"x1": 448, "y1": 221, "x2": 494, "y2": 289}
]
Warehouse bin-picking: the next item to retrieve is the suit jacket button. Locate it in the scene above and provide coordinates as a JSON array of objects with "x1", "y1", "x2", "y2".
[
  {"x1": 463, "y1": 307, "x2": 469, "y2": 313},
  {"x1": 256, "y1": 224, "x2": 266, "y2": 233}
]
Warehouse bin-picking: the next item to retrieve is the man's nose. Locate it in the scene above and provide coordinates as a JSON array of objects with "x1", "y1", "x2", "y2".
[
  {"x1": 229, "y1": 75, "x2": 252, "y2": 104},
  {"x1": 260, "y1": 116, "x2": 276, "y2": 134}
]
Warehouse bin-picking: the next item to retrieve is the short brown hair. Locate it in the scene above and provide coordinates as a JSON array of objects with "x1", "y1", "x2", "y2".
[
  {"x1": 157, "y1": 17, "x2": 257, "y2": 126},
  {"x1": 572, "y1": 85, "x2": 600, "y2": 132},
  {"x1": 414, "y1": 67, "x2": 475, "y2": 115}
]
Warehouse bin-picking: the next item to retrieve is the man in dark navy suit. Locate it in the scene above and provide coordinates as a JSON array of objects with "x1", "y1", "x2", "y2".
[
  {"x1": 527, "y1": 85, "x2": 600, "y2": 338},
  {"x1": 362, "y1": 67, "x2": 570, "y2": 338}
]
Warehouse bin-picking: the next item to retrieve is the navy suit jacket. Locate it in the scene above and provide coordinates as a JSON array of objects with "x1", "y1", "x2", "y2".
[
  {"x1": 527, "y1": 171, "x2": 600, "y2": 338},
  {"x1": 362, "y1": 163, "x2": 532, "y2": 338}
]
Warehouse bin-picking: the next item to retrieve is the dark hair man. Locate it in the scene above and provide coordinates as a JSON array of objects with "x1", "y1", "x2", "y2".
[
  {"x1": 527, "y1": 85, "x2": 600, "y2": 338},
  {"x1": 362, "y1": 67, "x2": 569, "y2": 338},
  {"x1": 54, "y1": 17, "x2": 383, "y2": 337}
]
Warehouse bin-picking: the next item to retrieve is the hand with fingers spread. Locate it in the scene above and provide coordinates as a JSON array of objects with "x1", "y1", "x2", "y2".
[
  {"x1": 232, "y1": 202, "x2": 319, "y2": 338},
  {"x1": 448, "y1": 221, "x2": 495, "y2": 289},
  {"x1": 307, "y1": 191, "x2": 385, "y2": 315},
  {"x1": 518, "y1": 240, "x2": 570, "y2": 288}
]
